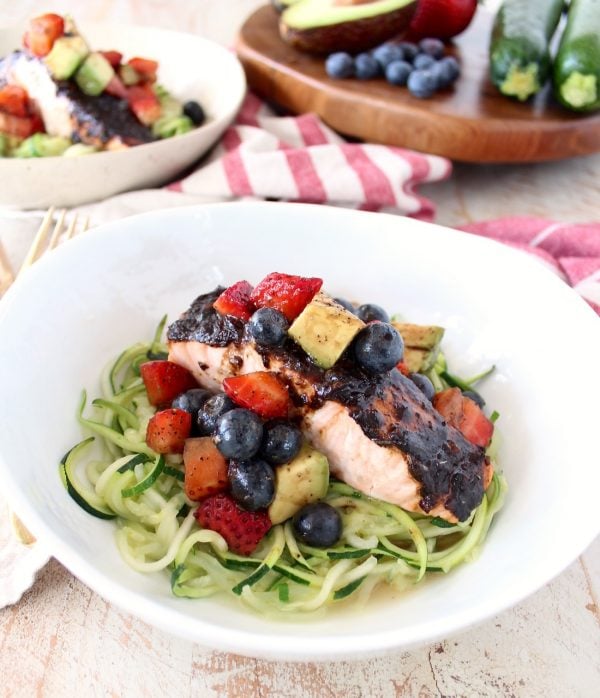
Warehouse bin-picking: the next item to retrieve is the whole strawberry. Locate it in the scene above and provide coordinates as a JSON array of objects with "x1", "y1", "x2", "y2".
[
  {"x1": 194, "y1": 493, "x2": 272, "y2": 556},
  {"x1": 408, "y1": 0, "x2": 478, "y2": 40}
]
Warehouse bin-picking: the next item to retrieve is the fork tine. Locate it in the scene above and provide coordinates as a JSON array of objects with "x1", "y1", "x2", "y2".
[
  {"x1": 0, "y1": 240, "x2": 14, "y2": 294},
  {"x1": 19, "y1": 205, "x2": 56, "y2": 273},
  {"x1": 47, "y1": 208, "x2": 67, "y2": 250},
  {"x1": 64, "y1": 212, "x2": 79, "y2": 241}
]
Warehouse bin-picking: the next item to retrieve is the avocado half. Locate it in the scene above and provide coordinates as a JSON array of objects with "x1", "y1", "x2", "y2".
[
  {"x1": 280, "y1": 0, "x2": 418, "y2": 55},
  {"x1": 272, "y1": 0, "x2": 301, "y2": 13}
]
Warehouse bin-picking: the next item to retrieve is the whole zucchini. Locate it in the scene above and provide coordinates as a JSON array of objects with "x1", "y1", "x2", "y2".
[
  {"x1": 554, "y1": 0, "x2": 600, "y2": 111},
  {"x1": 490, "y1": 0, "x2": 565, "y2": 101}
]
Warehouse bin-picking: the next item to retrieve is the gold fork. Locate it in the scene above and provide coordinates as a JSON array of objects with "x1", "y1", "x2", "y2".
[{"x1": 1, "y1": 207, "x2": 90, "y2": 544}]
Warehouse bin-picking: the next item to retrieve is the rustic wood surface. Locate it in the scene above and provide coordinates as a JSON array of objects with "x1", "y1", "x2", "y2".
[
  {"x1": 0, "y1": 1, "x2": 599, "y2": 696},
  {"x1": 237, "y1": 6, "x2": 600, "y2": 163}
]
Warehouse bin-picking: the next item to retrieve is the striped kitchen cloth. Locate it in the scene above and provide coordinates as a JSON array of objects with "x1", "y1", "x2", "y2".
[
  {"x1": 75, "y1": 92, "x2": 451, "y2": 222},
  {"x1": 460, "y1": 217, "x2": 600, "y2": 315}
]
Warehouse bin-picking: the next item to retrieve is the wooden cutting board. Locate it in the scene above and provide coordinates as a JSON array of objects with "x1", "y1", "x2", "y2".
[{"x1": 236, "y1": 5, "x2": 600, "y2": 163}]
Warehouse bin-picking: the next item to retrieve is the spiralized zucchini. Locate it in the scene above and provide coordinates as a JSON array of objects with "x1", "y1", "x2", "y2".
[{"x1": 61, "y1": 320, "x2": 507, "y2": 616}]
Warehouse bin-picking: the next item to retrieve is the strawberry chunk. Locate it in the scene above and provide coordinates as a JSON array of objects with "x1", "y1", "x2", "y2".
[
  {"x1": 24, "y1": 13, "x2": 64, "y2": 57},
  {"x1": 433, "y1": 387, "x2": 493, "y2": 448},
  {"x1": 459, "y1": 396, "x2": 494, "y2": 448},
  {"x1": 127, "y1": 84, "x2": 161, "y2": 125},
  {"x1": 105, "y1": 75, "x2": 128, "y2": 99},
  {"x1": 0, "y1": 86, "x2": 29, "y2": 118},
  {"x1": 184, "y1": 437, "x2": 228, "y2": 501},
  {"x1": 100, "y1": 50, "x2": 123, "y2": 69},
  {"x1": 213, "y1": 281, "x2": 254, "y2": 320},
  {"x1": 128, "y1": 57, "x2": 159, "y2": 82},
  {"x1": 223, "y1": 371, "x2": 289, "y2": 419},
  {"x1": 195, "y1": 493, "x2": 272, "y2": 556},
  {"x1": 140, "y1": 360, "x2": 198, "y2": 406},
  {"x1": 146, "y1": 408, "x2": 191, "y2": 454},
  {"x1": 396, "y1": 360, "x2": 410, "y2": 376},
  {"x1": 249, "y1": 272, "x2": 322, "y2": 321},
  {"x1": 0, "y1": 112, "x2": 43, "y2": 138}
]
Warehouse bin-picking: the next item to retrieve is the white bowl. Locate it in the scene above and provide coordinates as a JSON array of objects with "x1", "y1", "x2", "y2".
[
  {"x1": 0, "y1": 202, "x2": 598, "y2": 660},
  {"x1": 0, "y1": 23, "x2": 246, "y2": 208}
]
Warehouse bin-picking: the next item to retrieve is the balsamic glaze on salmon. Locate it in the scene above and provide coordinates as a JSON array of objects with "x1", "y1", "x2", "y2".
[{"x1": 167, "y1": 288, "x2": 490, "y2": 522}]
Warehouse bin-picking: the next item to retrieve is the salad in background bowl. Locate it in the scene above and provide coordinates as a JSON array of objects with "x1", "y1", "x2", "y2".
[{"x1": 0, "y1": 16, "x2": 245, "y2": 207}]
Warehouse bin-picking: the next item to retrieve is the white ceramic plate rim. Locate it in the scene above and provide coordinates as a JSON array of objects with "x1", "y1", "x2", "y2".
[{"x1": 0, "y1": 202, "x2": 599, "y2": 661}]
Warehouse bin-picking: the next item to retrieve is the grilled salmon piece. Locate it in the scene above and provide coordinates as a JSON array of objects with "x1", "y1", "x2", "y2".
[{"x1": 167, "y1": 289, "x2": 493, "y2": 523}]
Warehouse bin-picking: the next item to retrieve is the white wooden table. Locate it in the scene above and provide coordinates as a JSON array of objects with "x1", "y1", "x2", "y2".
[{"x1": 0, "y1": 2, "x2": 599, "y2": 696}]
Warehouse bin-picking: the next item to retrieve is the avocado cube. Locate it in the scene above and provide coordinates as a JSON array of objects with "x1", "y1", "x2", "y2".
[
  {"x1": 392, "y1": 321, "x2": 445, "y2": 373},
  {"x1": 75, "y1": 52, "x2": 115, "y2": 96},
  {"x1": 288, "y1": 292, "x2": 365, "y2": 369},
  {"x1": 268, "y1": 443, "x2": 330, "y2": 525},
  {"x1": 45, "y1": 35, "x2": 89, "y2": 79}
]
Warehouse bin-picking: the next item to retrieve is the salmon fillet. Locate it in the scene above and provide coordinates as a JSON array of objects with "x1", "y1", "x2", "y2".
[{"x1": 167, "y1": 288, "x2": 493, "y2": 523}]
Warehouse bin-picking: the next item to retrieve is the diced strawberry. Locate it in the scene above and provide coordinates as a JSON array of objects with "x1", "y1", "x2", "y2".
[
  {"x1": 249, "y1": 272, "x2": 322, "y2": 321},
  {"x1": 104, "y1": 75, "x2": 129, "y2": 99},
  {"x1": 100, "y1": 50, "x2": 123, "y2": 69},
  {"x1": 213, "y1": 281, "x2": 254, "y2": 320},
  {"x1": 140, "y1": 360, "x2": 198, "y2": 407},
  {"x1": 195, "y1": 493, "x2": 272, "y2": 556},
  {"x1": 0, "y1": 111, "x2": 43, "y2": 138},
  {"x1": 127, "y1": 84, "x2": 161, "y2": 125},
  {"x1": 128, "y1": 57, "x2": 158, "y2": 82},
  {"x1": 459, "y1": 396, "x2": 494, "y2": 448},
  {"x1": 146, "y1": 408, "x2": 191, "y2": 454},
  {"x1": 223, "y1": 371, "x2": 289, "y2": 419},
  {"x1": 433, "y1": 387, "x2": 493, "y2": 447},
  {"x1": 24, "y1": 13, "x2": 64, "y2": 57},
  {"x1": 396, "y1": 360, "x2": 410, "y2": 376},
  {"x1": 0, "y1": 86, "x2": 29, "y2": 118},
  {"x1": 183, "y1": 437, "x2": 229, "y2": 501}
]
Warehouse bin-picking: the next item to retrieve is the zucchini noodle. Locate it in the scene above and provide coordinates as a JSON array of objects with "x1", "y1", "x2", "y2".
[{"x1": 61, "y1": 322, "x2": 507, "y2": 616}]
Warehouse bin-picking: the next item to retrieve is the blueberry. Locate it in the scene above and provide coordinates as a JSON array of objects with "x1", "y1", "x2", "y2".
[
  {"x1": 409, "y1": 373, "x2": 435, "y2": 401},
  {"x1": 397, "y1": 41, "x2": 418, "y2": 62},
  {"x1": 354, "y1": 322, "x2": 404, "y2": 374},
  {"x1": 407, "y1": 69, "x2": 437, "y2": 99},
  {"x1": 214, "y1": 408, "x2": 263, "y2": 460},
  {"x1": 196, "y1": 393, "x2": 235, "y2": 435},
  {"x1": 325, "y1": 52, "x2": 354, "y2": 79},
  {"x1": 385, "y1": 60, "x2": 412, "y2": 86},
  {"x1": 433, "y1": 56, "x2": 460, "y2": 88},
  {"x1": 371, "y1": 43, "x2": 404, "y2": 69},
  {"x1": 171, "y1": 388, "x2": 211, "y2": 415},
  {"x1": 228, "y1": 459, "x2": 275, "y2": 511},
  {"x1": 248, "y1": 307, "x2": 289, "y2": 346},
  {"x1": 183, "y1": 100, "x2": 205, "y2": 126},
  {"x1": 356, "y1": 303, "x2": 389, "y2": 323},
  {"x1": 463, "y1": 389, "x2": 486, "y2": 408},
  {"x1": 293, "y1": 502, "x2": 342, "y2": 547},
  {"x1": 261, "y1": 422, "x2": 302, "y2": 465},
  {"x1": 413, "y1": 54, "x2": 436, "y2": 71},
  {"x1": 354, "y1": 52, "x2": 380, "y2": 80},
  {"x1": 418, "y1": 38, "x2": 445, "y2": 59},
  {"x1": 334, "y1": 297, "x2": 356, "y2": 313}
]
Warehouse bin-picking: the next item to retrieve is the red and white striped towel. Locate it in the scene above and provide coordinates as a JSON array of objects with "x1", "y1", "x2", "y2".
[{"x1": 461, "y1": 217, "x2": 600, "y2": 316}]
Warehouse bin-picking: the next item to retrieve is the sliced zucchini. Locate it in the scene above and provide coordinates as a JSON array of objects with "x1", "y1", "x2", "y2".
[
  {"x1": 121, "y1": 454, "x2": 165, "y2": 498},
  {"x1": 61, "y1": 437, "x2": 116, "y2": 519}
]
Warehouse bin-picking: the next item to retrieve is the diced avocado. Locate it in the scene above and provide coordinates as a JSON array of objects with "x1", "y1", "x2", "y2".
[
  {"x1": 14, "y1": 134, "x2": 71, "y2": 158},
  {"x1": 75, "y1": 52, "x2": 115, "y2": 96},
  {"x1": 280, "y1": 0, "x2": 417, "y2": 54},
  {"x1": 392, "y1": 321, "x2": 444, "y2": 373},
  {"x1": 63, "y1": 143, "x2": 98, "y2": 157},
  {"x1": 268, "y1": 443, "x2": 330, "y2": 525},
  {"x1": 45, "y1": 35, "x2": 89, "y2": 79},
  {"x1": 152, "y1": 115, "x2": 194, "y2": 138},
  {"x1": 119, "y1": 63, "x2": 140, "y2": 86},
  {"x1": 158, "y1": 94, "x2": 183, "y2": 121},
  {"x1": 288, "y1": 292, "x2": 365, "y2": 369}
]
